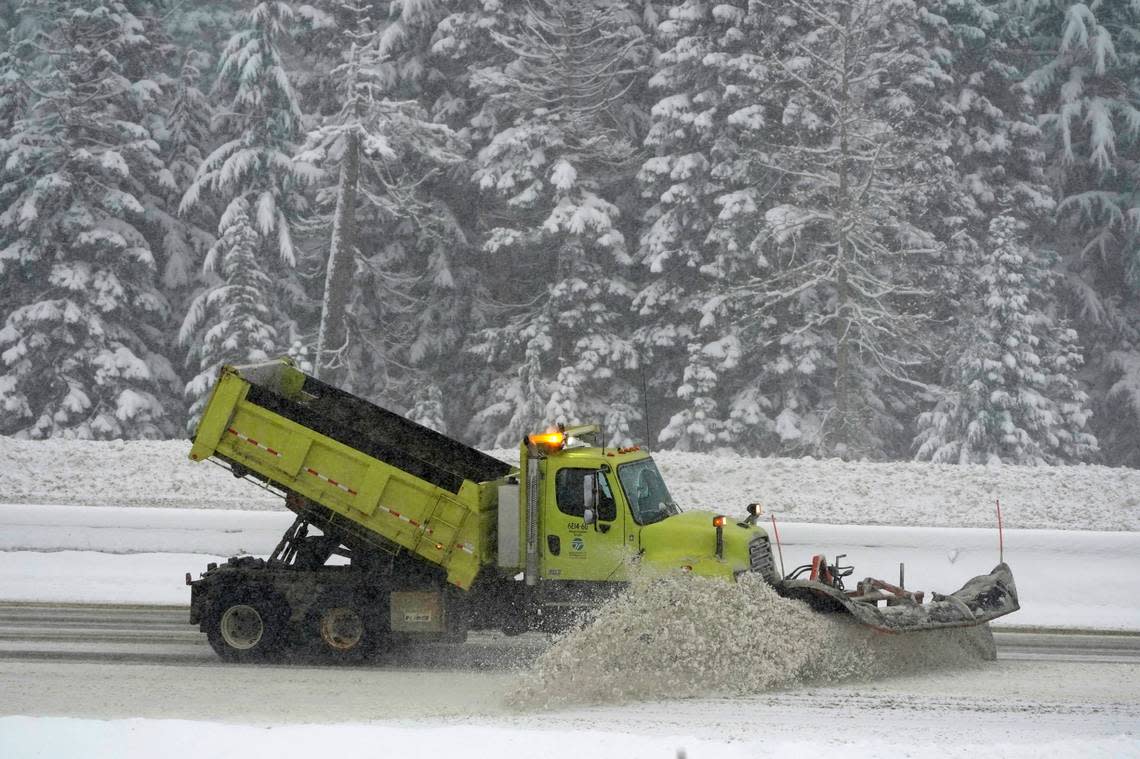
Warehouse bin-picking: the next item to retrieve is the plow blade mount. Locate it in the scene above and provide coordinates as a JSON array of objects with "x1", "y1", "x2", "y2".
[{"x1": 776, "y1": 563, "x2": 1019, "y2": 634}]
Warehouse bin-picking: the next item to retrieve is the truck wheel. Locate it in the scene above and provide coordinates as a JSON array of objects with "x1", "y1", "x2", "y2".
[
  {"x1": 205, "y1": 590, "x2": 288, "y2": 663},
  {"x1": 308, "y1": 591, "x2": 383, "y2": 662}
]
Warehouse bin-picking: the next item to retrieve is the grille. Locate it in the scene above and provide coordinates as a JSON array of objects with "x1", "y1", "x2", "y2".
[{"x1": 749, "y1": 535, "x2": 779, "y2": 584}]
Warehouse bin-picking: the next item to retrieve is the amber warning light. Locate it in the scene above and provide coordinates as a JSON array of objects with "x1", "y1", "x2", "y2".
[{"x1": 528, "y1": 431, "x2": 566, "y2": 449}]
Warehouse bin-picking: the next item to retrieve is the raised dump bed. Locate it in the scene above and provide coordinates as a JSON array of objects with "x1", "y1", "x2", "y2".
[{"x1": 188, "y1": 360, "x2": 515, "y2": 589}]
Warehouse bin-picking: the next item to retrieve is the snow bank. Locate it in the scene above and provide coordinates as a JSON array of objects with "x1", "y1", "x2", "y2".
[
  {"x1": 650, "y1": 450, "x2": 1140, "y2": 531},
  {"x1": 498, "y1": 447, "x2": 1140, "y2": 530},
  {"x1": 0, "y1": 438, "x2": 278, "y2": 510},
  {"x1": 2, "y1": 438, "x2": 1139, "y2": 530}
]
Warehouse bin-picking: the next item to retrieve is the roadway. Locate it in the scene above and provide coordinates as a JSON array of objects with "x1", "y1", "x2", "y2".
[
  {"x1": 1, "y1": 602, "x2": 1137, "y2": 745},
  {"x1": 2, "y1": 602, "x2": 1137, "y2": 666}
]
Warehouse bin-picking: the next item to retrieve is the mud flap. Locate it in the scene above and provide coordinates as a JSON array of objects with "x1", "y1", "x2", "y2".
[{"x1": 776, "y1": 563, "x2": 1019, "y2": 634}]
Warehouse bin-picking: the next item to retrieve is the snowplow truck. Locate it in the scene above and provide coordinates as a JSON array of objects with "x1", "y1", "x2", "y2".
[{"x1": 185, "y1": 359, "x2": 1019, "y2": 662}]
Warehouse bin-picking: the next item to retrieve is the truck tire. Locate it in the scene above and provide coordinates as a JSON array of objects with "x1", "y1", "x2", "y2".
[
  {"x1": 307, "y1": 590, "x2": 385, "y2": 663},
  {"x1": 205, "y1": 589, "x2": 289, "y2": 663}
]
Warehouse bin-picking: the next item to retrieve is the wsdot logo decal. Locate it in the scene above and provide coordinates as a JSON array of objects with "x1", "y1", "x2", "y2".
[{"x1": 571, "y1": 536, "x2": 584, "y2": 552}]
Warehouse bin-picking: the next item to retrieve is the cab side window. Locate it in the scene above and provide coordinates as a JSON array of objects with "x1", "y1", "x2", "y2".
[{"x1": 555, "y1": 468, "x2": 616, "y2": 521}]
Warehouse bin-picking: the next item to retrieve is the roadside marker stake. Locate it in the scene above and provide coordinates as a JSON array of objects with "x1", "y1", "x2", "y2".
[
  {"x1": 996, "y1": 498, "x2": 1004, "y2": 564},
  {"x1": 770, "y1": 513, "x2": 786, "y2": 579}
]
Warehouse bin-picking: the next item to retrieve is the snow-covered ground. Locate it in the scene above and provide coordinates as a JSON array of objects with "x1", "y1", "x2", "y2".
[
  {"x1": 3, "y1": 504, "x2": 1138, "y2": 629},
  {"x1": 2, "y1": 438, "x2": 1138, "y2": 628},
  {"x1": 2, "y1": 715, "x2": 1134, "y2": 759},
  {"x1": 1, "y1": 439, "x2": 1138, "y2": 758}
]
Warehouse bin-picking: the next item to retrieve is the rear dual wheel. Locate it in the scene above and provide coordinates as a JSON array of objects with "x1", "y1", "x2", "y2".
[
  {"x1": 308, "y1": 591, "x2": 385, "y2": 663},
  {"x1": 205, "y1": 589, "x2": 289, "y2": 663}
]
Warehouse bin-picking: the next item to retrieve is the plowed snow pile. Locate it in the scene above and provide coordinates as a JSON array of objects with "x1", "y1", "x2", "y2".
[{"x1": 512, "y1": 574, "x2": 991, "y2": 706}]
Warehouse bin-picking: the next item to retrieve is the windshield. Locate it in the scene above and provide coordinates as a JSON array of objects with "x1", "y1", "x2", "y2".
[{"x1": 617, "y1": 459, "x2": 681, "y2": 525}]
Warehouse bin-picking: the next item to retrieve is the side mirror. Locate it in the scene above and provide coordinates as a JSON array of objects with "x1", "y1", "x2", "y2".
[
  {"x1": 583, "y1": 507, "x2": 596, "y2": 526},
  {"x1": 583, "y1": 474, "x2": 597, "y2": 514},
  {"x1": 743, "y1": 502, "x2": 763, "y2": 526}
]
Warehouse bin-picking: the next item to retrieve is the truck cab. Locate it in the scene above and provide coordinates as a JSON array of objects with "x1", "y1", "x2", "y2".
[{"x1": 507, "y1": 425, "x2": 778, "y2": 592}]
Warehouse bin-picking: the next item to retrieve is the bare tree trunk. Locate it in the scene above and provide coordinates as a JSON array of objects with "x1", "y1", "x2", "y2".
[
  {"x1": 835, "y1": 244, "x2": 851, "y2": 454},
  {"x1": 833, "y1": 0, "x2": 853, "y2": 457},
  {"x1": 315, "y1": 127, "x2": 360, "y2": 387}
]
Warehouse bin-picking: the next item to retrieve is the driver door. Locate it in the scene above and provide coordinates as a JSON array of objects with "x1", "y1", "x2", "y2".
[{"x1": 541, "y1": 465, "x2": 629, "y2": 582}]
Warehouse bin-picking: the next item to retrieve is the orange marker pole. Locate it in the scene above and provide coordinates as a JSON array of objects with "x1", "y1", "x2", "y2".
[
  {"x1": 996, "y1": 498, "x2": 1004, "y2": 564},
  {"x1": 770, "y1": 513, "x2": 786, "y2": 578}
]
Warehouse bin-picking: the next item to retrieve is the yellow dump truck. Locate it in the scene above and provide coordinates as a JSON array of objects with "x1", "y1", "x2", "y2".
[{"x1": 186, "y1": 359, "x2": 1018, "y2": 662}]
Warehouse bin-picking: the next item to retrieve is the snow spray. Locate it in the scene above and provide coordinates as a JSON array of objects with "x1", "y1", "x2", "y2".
[{"x1": 510, "y1": 573, "x2": 994, "y2": 707}]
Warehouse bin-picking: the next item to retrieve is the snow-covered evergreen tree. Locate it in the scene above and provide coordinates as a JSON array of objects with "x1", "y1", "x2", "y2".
[
  {"x1": 753, "y1": 0, "x2": 959, "y2": 458},
  {"x1": 1098, "y1": 316, "x2": 1140, "y2": 467},
  {"x1": 915, "y1": 216, "x2": 1097, "y2": 464},
  {"x1": 899, "y1": 0, "x2": 1063, "y2": 455},
  {"x1": 164, "y1": 1, "x2": 243, "y2": 56},
  {"x1": 643, "y1": 0, "x2": 955, "y2": 458},
  {"x1": 928, "y1": 0, "x2": 1056, "y2": 228},
  {"x1": 180, "y1": 1, "x2": 310, "y2": 265},
  {"x1": 0, "y1": 0, "x2": 179, "y2": 439},
  {"x1": 297, "y1": 6, "x2": 466, "y2": 395},
  {"x1": 179, "y1": 200, "x2": 278, "y2": 422},
  {"x1": 0, "y1": 36, "x2": 27, "y2": 135},
  {"x1": 1019, "y1": 0, "x2": 1140, "y2": 466},
  {"x1": 158, "y1": 48, "x2": 215, "y2": 293},
  {"x1": 635, "y1": 0, "x2": 752, "y2": 450},
  {"x1": 464, "y1": 0, "x2": 652, "y2": 447},
  {"x1": 0, "y1": 0, "x2": 1133, "y2": 462},
  {"x1": 408, "y1": 382, "x2": 446, "y2": 433},
  {"x1": 286, "y1": 1, "x2": 477, "y2": 436},
  {"x1": 659, "y1": 335, "x2": 747, "y2": 450},
  {"x1": 1022, "y1": 0, "x2": 1140, "y2": 286},
  {"x1": 179, "y1": 1, "x2": 316, "y2": 425}
]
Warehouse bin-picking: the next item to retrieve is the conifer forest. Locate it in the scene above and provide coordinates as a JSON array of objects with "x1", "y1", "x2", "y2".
[{"x1": 0, "y1": 0, "x2": 1137, "y2": 467}]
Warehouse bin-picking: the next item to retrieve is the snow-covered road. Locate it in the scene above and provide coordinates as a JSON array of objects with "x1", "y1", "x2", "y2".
[
  {"x1": 4, "y1": 602, "x2": 1132, "y2": 667},
  {"x1": 1, "y1": 505, "x2": 1137, "y2": 758},
  {"x1": 1, "y1": 654, "x2": 1137, "y2": 758}
]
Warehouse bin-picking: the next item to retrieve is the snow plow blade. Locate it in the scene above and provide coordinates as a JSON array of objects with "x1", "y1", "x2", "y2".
[{"x1": 776, "y1": 563, "x2": 1019, "y2": 634}]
